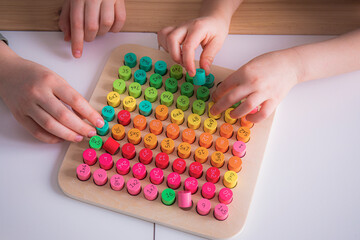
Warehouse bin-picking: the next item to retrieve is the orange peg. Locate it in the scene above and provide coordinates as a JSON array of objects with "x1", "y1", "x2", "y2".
[
  {"x1": 144, "y1": 133, "x2": 158, "y2": 149},
  {"x1": 237, "y1": 126, "x2": 251, "y2": 143},
  {"x1": 111, "y1": 124, "x2": 125, "y2": 140},
  {"x1": 166, "y1": 123, "x2": 180, "y2": 140},
  {"x1": 133, "y1": 115, "x2": 147, "y2": 131},
  {"x1": 160, "y1": 138, "x2": 175, "y2": 154},
  {"x1": 228, "y1": 156, "x2": 242, "y2": 172},
  {"x1": 215, "y1": 137, "x2": 229, "y2": 153},
  {"x1": 199, "y1": 132, "x2": 213, "y2": 149},
  {"x1": 127, "y1": 128, "x2": 142, "y2": 145},
  {"x1": 194, "y1": 147, "x2": 209, "y2": 164},
  {"x1": 155, "y1": 104, "x2": 169, "y2": 121},
  {"x1": 149, "y1": 119, "x2": 163, "y2": 135},
  {"x1": 182, "y1": 128, "x2": 196, "y2": 144},
  {"x1": 177, "y1": 142, "x2": 191, "y2": 159},
  {"x1": 211, "y1": 151, "x2": 225, "y2": 168},
  {"x1": 219, "y1": 123, "x2": 234, "y2": 139}
]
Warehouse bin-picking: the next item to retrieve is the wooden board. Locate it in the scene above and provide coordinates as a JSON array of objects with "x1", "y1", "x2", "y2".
[
  {"x1": 58, "y1": 44, "x2": 275, "y2": 239},
  {"x1": 1, "y1": 0, "x2": 360, "y2": 35}
]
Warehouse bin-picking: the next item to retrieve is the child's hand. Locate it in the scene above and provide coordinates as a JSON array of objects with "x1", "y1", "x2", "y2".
[
  {"x1": 210, "y1": 49, "x2": 302, "y2": 123},
  {"x1": 59, "y1": 0, "x2": 126, "y2": 58},
  {"x1": 157, "y1": 15, "x2": 229, "y2": 76},
  {"x1": 0, "y1": 51, "x2": 104, "y2": 143}
]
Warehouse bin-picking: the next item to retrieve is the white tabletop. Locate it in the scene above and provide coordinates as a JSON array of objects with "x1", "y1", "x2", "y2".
[{"x1": 0, "y1": 31, "x2": 359, "y2": 240}]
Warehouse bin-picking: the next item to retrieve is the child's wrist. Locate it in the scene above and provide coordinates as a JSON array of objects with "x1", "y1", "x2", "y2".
[
  {"x1": 200, "y1": 0, "x2": 237, "y2": 27},
  {"x1": 0, "y1": 44, "x2": 22, "y2": 97},
  {"x1": 214, "y1": 12, "x2": 232, "y2": 28},
  {"x1": 0, "y1": 42, "x2": 21, "y2": 69},
  {"x1": 200, "y1": 6, "x2": 232, "y2": 27},
  {"x1": 282, "y1": 47, "x2": 307, "y2": 84},
  {"x1": 202, "y1": 11, "x2": 232, "y2": 28}
]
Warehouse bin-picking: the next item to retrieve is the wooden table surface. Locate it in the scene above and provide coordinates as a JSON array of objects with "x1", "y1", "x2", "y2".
[
  {"x1": 0, "y1": 0, "x2": 359, "y2": 35},
  {"x1": 1, "y1": 31, "x2": 360, "y2": 240}
]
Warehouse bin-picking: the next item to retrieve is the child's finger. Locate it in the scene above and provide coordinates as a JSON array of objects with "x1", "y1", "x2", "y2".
[
  {"x1": 229, "y1": 93, "x2": 264, "y2": 119},
  {"x1": 200, "y1": 37, "x2": 222, "y2": 75},
  {"x1": 28, "y1": 105, "x2": 84, "y2": 142},
  {"x1": 166, "y1": 26, "x2": 187, "y2": 64},
  {"x1": 84, "y1": 0, "x2": 101, "y2": 42},
  {"x1": 211, "y1": 72, "x2": 240, "y2": 103},
  {"x1": 98, "y1": 1, "x2": 115, "y2": 36},
  {"x1": 110, "y1": 0, "x2": 126, "y2": 33},
  {"x1": 157, "y1": 26, "x2": 175, "y2": 52},
  {"x1": 72, "y1": 108, "x2": 85, "y2": 120},
  {"x1": 59, "y1": 0, "x2": 71, "y2": 41},
  {"x1": 70, "y1": 0, "x2": 85, "y2": 58},
  {"x1": 182, "y1": 29, "x2": 205, "y2": 77},
  {"x1": 21, "y1": 116, "x2": 63, "y2": 144},
  {"x1": 39, "y1": 95, "x2": 96, "y2": 138},
  {"x1": 54, "y1": 84, "x2": 104, "y2": 129},
  {"x1": 210, "y1": 85, "x2": 251, "y2": 116},
  {"x1": 246, "y1": 99, "x2": 276, "y2": 123}
]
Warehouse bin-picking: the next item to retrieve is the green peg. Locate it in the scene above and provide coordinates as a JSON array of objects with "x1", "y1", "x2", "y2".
[
  {"x1": 192, "y1": 100, "x2": 206, "y2": 115},
  {"x1": 113, "y1": 79, "x2": 126, "y2": 94},
  {"x1": 176, "y1": 95, "x2": 190, "y2": 111},
  {"x1": 128, "y1": 82, "x2": 142, "y2": 98},
  {"x1": 160, "y1": 91, "x2": 174, "y2": 107},
  {"x1": 232, "y1": 100, "x2": 241, "y2": 108},
  {"x1": 180, "y1": 82, "x2": 194, "y2": 98},
  {"x1": 118, "y1": 65, "x2": 132, "y2": 81},
  {"x1": 165, "y1": 78, "x2": 178, "y2": 93},
  {"x1": 144, "y1": 87, "x2": 158, "y2": 103},
  {"x1": 161, "y1": 188, "x2": 176, "y2": 205},
  {"x1": 170, "y1": 64, "x2": 183, "y2": 80},
  {"x1": 196, "y1": 86, "x2": 210, "y2": 102},
  {"x1": 89, "y1": 136, "x2": 103, "y2": 150},
  {"x1": 204, "y1": 73, "x2": 215, "y2": 88},
  {"x1": 149, "y1": 73, "x2": 163, "y2": 89},
  {"x1": 185, "y1": 72, "x2": 194, "y2": 84}
]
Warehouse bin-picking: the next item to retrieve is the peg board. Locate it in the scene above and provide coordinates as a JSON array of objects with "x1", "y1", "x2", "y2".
[{"x1": 58, "y1": 44, "x2": 275, "y2": 239}]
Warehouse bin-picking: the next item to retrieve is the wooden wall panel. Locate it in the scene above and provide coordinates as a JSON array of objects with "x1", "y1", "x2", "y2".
[{"x1": 0, "y1": 0, "x2": 359, "y2": 35}]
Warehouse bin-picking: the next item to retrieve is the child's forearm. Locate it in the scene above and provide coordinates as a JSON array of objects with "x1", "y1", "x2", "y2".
[
  {"x1": 0, "y1": 41, "x2": 18, "y2": 63},
  {"x1": 293, "y1": 29, "x2": 360, "y2": 83},
  {"x1": 0, "y1": 42, "x2": 21, "y2": 96},
  {"x1": 200, "y1": 0, "x2": 243, "y2": 25}
]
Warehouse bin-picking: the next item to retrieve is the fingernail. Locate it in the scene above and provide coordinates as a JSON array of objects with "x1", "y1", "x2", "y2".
[
  {"x1": 88, "y1": 130, "x2": 96, "y2": 138},
  {"x1": 205, "y1": 66, "x2": 211, "y2": 75},
  {"x1": 75, "y1": 135, "x2": 83, "y2": 142},
  {"x1": 74, "y1": 50, "x2": 81, "y2": 58},
  {"x1": 202, "y1": 64, "x2": 208, "y2": 73},
  {"x1": 96, "y1": 118, "x2": 104, "y2": 128}
]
